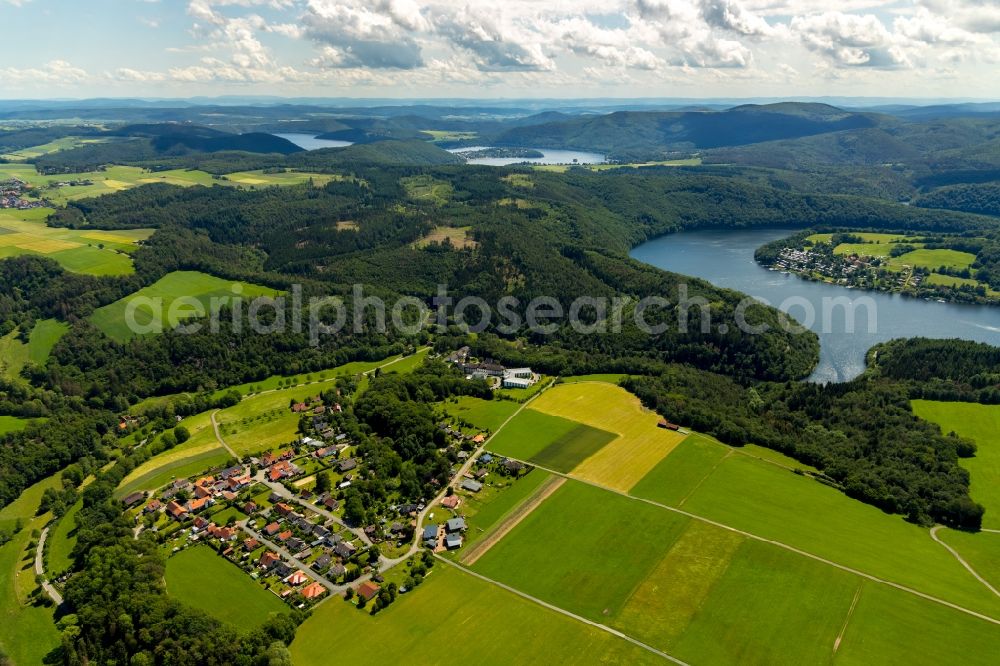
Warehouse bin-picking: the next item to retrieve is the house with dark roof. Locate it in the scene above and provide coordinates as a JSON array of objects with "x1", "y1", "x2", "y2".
[
  {"x1": 329, "y1": 563, "x2": 346, "y2": 578},
  {"x1": 337, "y1": 458, "x2": 357, "y2": 472},
  {"x1": 460, "y1": 479, "x2": 483, "y2": 493},
  {"x1": 122, "y1": 491, "x2": 146, "y2": 508},
  {"x1": 312, "y1": 553, "x2": 332, "y2": 571},
  {"x1": 446, "y1": 517, "x2": 467, "y2": 533},
  {"x1": 445, "y1": 533, "x2": 463, "y2": 550},
  {"x1": 334, "y1": 541, "x2": 356, "y2": 558}
]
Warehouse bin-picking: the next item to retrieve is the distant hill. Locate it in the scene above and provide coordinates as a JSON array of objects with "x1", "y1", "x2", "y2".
[
  {"x1": 290, "y1": 139, "x2": 464, "y2": 167},
  {"x1": 492, "y1": 103, "x2": 883, "y2": 158},
  {"x1": 112, "y1": 123, "x2": 302, "y2": 155}
]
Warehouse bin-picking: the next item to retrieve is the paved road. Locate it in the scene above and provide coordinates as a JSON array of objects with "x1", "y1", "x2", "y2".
[
  {"x1": 252, "y1": 470, "x2": 374, "y2": 547},
  {"x1": 34, "y1": 526, "x2": 63, "y2": 606},
  {"x1": 930, "y1": 525, "x2": 1000, "y2": 598},
  {"x1": 209, "y1": 410, "x2": 238, "y2": 458},
  {"x1": 435, "y1": 556, "x2": 688, "y2": 665}
]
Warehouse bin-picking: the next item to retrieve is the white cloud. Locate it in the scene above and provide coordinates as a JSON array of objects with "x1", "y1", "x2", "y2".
[
  {"x1": 790, "y1": 12, "x2": 912, "y2": 68},
  {"x1": 1, "y1": 60, "x2": 88, "y2": 85}
]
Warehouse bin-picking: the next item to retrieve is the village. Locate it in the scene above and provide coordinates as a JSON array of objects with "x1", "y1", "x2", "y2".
[
  {"x1": 0, "y1": 177, "x2": 47, "y2": 210},
  {"x1": 768, "y1": 245, "x2": 924, "y2": 292},
  {"x1": 120, "y1": 356, "x2": 539, "y2": 616}
]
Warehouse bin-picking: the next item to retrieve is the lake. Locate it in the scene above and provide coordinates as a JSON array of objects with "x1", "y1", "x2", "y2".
[
  {"x1": 630, "y1": 227, "x2": 1000, "y2": 383},
  {"x1": 274, "y1": 133, "x2": 353, "y2": 150},
  {"x1": 447, "y1": 146, "x2": 605, "y2": 166}
]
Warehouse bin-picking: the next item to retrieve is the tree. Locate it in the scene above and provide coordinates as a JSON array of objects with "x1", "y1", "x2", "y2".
[
  {"x1": 174, "y1": 425, "x2": 190, "y2": 444},
  {"x1": 314, "y1": 470, "x2": 332, "y2": 494}
]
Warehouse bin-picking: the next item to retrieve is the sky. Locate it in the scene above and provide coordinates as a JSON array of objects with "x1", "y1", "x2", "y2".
[{"x1": 1, "y1": 0, "x2": 999, "y2": 100}]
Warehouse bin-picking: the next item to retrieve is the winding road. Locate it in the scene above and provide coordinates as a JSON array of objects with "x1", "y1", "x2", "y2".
[
  {"x1": 930, "y1": 525, "x2": 1000, "y2": 599},
  {"x1": 34, "y1": 526, "x2": 63, "y2": 606}
]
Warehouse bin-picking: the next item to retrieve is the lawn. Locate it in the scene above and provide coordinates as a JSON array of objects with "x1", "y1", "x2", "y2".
[
  {"x1": 0, "y1": 207, "x2": 149, "y2": 276},
  {"x1": 89, "y1": 270, "x2": 282, "y2": 342},
  {"x1": 165, "y1": 546, "x2": 287, "y2": 630},
  {"x1": 290, "y1": 564, "x2": 664, "y2": 665},
  {"x1": 911, "y1": 400, "x2": 1000, "y2": 529},
  {"x1": 528, "y1": 382, "x2": 686, "y2": 491},
  {"x1": 834, "y1": 582, "x2": 1000, "y2": 665},
  {"x1": 648, "y1": 450, "x2": 1000, "y2": 618},
  {"x1": 472, "y1": 480, "x2": 690, "y2": 620},
  {"x1": 486, "y1": 409, "x2": 616, "y2": 473},
  {"x1": 0, "y1": 415, "x2": 31, "y2": 436},
  {"x1": 440, "y1": 396, "x2": 519, "y2": 433}
]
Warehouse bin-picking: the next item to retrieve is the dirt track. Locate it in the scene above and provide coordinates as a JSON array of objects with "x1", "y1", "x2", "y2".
[{"x1": 461, "y1": 476, "x2": 566, "y2": 566}]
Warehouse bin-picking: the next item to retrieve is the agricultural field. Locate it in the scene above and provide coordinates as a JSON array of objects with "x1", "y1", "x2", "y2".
[
  {"x1": 473, "y1": 480, "x2": 690, "y2": 619},
  {"x1": 422, "y1": 129, "x2": 479, "y2": 142},
  {"x1": 889, "y1": 248, "x2": 977, "y2": 270},
  {"x1": 413, "y1": 225, "x2": 476, "y2": 249},
  {"x1": 439, "y1": 395, "x2": 519, "y2": 433},
  {"x1": 486, "y1": 409, "x2": 617, "y2": 473},
  {"x1": 89, "y1": 270, "x2": 281, "y2": 342},
  {"x1": 400, "y1": 174, "x2": 453, "y2": 205},
  {"x1": 0, "y1": 207, "x2": 152, "y2": 276},
  {"x1": 527, "y1": 382, "x2": 687, "y2": 491},
  {"x1": 221, "y1": 169, "x2": 340, "y2": 187},
  {"x1": 912, "y1": 400, "x2": 1000, "y2": 528},
  {"x1": 0, "y1": 474, "x2": 61, "y2": 665},
  {"x1": 0, "y1": 319, "x2": 73, "y2": 382},
  {"x1": 0, "y1": 135, "x2": 107, "y2": 161},
  {"x1": 632, "y1": 441, "x2": 1000, "y2": 617},
  {"x1": 165, "y1": 546, "x2": 287, "y2": 630},
  {"x1": 455, "y1": 468, "x2": 553, "y2": 551},
  {"x1": 833, "y1": 582, "x2": 1000, "y2": 665},
  {"x1": 290, "y1": 564, "x2": 664, "y2": 666},
  {"x1": 936, "y1": 529, "x2": 1000, "y2": 592}
]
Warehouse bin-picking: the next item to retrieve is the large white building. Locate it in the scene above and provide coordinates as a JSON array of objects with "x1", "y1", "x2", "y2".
[{"x1": 502, "y1": 368, "x2": 536, "y2": 389}]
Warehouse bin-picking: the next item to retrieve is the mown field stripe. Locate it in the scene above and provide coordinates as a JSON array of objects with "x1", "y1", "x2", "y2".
[
  {"x1": 834, "y1": 582, "x2": 865, "y2": 654},
  {"x1": 498, "y1": 454, "x2": 1000, "y2": 627},
  {"x1": 435, "y1": 556, "x2": 690, "y2": 665}
]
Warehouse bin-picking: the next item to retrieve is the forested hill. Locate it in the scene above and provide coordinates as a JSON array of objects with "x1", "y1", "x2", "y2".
[{"x1": 493, "y1": 103, "x2": 883, "y2": 157}]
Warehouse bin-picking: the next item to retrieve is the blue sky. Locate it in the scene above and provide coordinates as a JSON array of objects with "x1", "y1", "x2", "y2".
[{"x1": 1, "y1": 0, "x2": 998, "y2": 99}]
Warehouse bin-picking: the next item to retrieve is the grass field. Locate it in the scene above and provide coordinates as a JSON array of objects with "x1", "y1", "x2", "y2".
[
  {"x1": 115, "y1": 411, "x2": 224, "y2": 495},
  {"x1": 633, "y1": 444, "x2": 1000, "y2": 617},
  {"x1": 889, "y1": 248, "x2": 976, "y2": 270},
  {"x1": 440, "y1": 396, "x2": 519, "y2": 432},
  {"x1": 290, "y1": 564, "x2": 664, "y2": 665},
  {"x1": 669, "y1": 539, "x2": 858, "y2": 664},
  {"x1": 473, "y1": 480, "x2": 690, "y2": 620},
  {"x1": 223, "y1": 169, "x2": 339, "y2": 187},
  {"x1": 528, "y1": 382, "x2": 687, "y2": 491},
  {"x1": 912, "y1": 400, "x2": 1000, "y2": 528},
  {"x1": 457, "y1": 469, "x2": 552, "y2": 549},
  {"x1": 0, "y1": 135, "x2": 107, "y2": 161},
  {"x1": 89, "y1": 270, "x2": 281, "y2": 342},
  {"x1": 560, "y1": 373, "x2": 628, "y2": 384},
  {"x1": 414, "y1": 225, "x2": 476, "y2": 249},
  {"x1": 400, "y1": 174, "x2": 453, "y2": 205},
  {"x1": 0, "y1": 415, "x2": 31, "y2": 436},
  {"x1": 0, "y1": 473, "x2": 61, "y2": 664},
  {"x1": 0, "y1": 207, "x2": 151, "y2": 275},
  {"x1": 936, "y1": 529, "x2": 1000, "y2": 592},
  {"x1": 486, "y1": 409, "x2": 617, "y2": 473},
  {"x1": 834, "y1": 582, "x2": 1000, "y2": 665},
  {"x1": 165, "y1": 546, "x2": 286, "y2": 630},
  {"x1": 46, "y1": 498, "x2": 82, "y2": 574}
]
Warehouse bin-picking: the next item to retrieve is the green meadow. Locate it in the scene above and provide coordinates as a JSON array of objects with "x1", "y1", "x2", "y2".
[
  {"x1": 291, "y1": 564, "x2": 663, "y2": 666},
  {"x1": 0, "y1": 207, "x2": 150, "y2": 276},
  {"x1": 46, "y1": 498, "x2": 83, "y2": 574},
  {"x1": 889, "y1": 248, "x2": 976, "y2": 270},
  {"x1": 936, "y1": 529, "x2": 1000, "y2": 592},
  {"x1": 486, "y1": 409, "x2": 616, "y2": 472},
  {"x1": 634, "y1": 443, "x2": 1000, "y2": 618},
  {"x1": 912, "y1": 400, "x2": 1000, "y2": 528},
  {"x1": 440, "y1": 396, "x2": 519, "y2": 433},
  {"x1": 834, "y1": 582, "x2": 1000, "y2": 665},
  {"x1": 0, "y1": 416, "x2": 31, "y2": 436},
  {"x1": 0, "y1": 474, "x2": 61, "y2": 664},
  {"x1": 473, "y1": 480, "x2": 690, "y2": 619},
  {"x1": 165, "y1": 546, "x2": 287, "y2": 630},
  {"x1": 457, "y1": 469, "x2": 552, "y2": 548},
  {"x1": 89, "y1": 270, "x2": 281, "y2": 342}
]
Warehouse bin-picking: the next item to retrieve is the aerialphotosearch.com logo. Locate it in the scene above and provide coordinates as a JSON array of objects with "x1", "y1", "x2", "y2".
[{"x1": 123, "y1": 282, "x2": 878, "y2": 345}]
